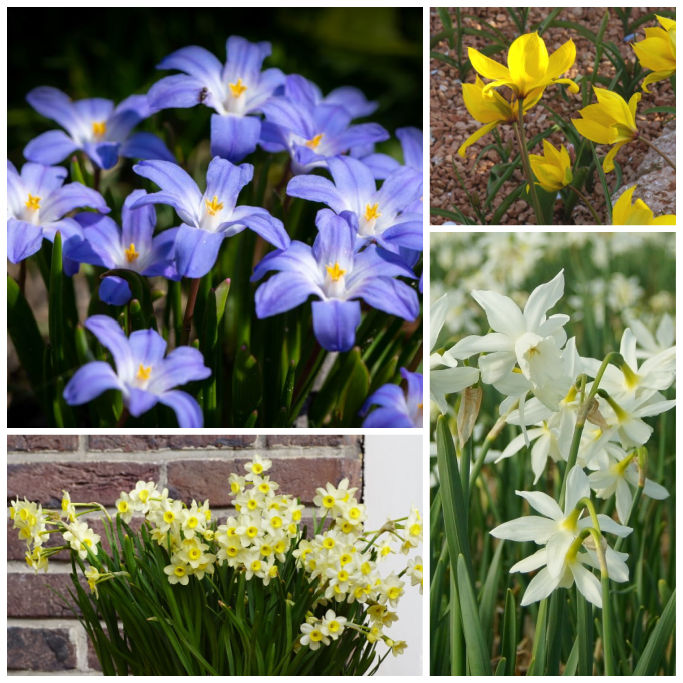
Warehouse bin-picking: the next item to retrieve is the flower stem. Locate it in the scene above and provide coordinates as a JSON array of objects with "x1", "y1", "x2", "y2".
[
  {"x1": 566, "y1": 184, "x2": 603, "y2": 224},
  {"x1": 116, "y1": 408, "x2": 129, "y2": 428},
  {"x1": 181, "y1": 277, "x2": 201, "y2": 346},
  {"x1": 639, "y1": 136, "x2": 676, "y2": 171},
  {"x1": 19, "y1": 260, "x2": 27, "y2": 296},
  {"x1": 513, "y1": 101, "x2": 544, "y2": 225},
  {"x1": 93, "y1": 167, "x2": 101, "y2": 193}
]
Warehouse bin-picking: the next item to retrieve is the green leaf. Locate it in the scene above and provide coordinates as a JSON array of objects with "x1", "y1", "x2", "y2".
[
  {"x1": 232, "y1": 345, "x2": 262, "y2": 426},
  {"x1": 633, "y1": 589, "x2": 675, "y2": 675},
  {"x1": 478, "y1": 540, "x2": 503, "y2": 648},
  {"x1": 338, "y1": 348, "x2": 370, "y2": 426},
  {"x1": 456, "y1": 554, "x2": 492, "y2": 675},
  {"x1": 103, "y1": 269, "x2": 156, "y2": 330},
  {"x1": 500, "y1": 588, "x2": 517, "y2": 676}
]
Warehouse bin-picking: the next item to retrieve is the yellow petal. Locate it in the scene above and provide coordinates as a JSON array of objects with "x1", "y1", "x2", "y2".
[
  {"x1": 468, "y1": 47, "x2": 512, "y2": 81},
  {"x1": 633, "y1": 36, "x2": 675, "y2": 73},
  {"x1": 457, "y1": 121, "x2": 500, "y2": 158},
  {"x1": 546, "y1": 39, "x2": 576, "y2": 79},
  {"x1": 651, "y1": 213, "x2": 677, "y2": 225},
  {"x1": 593, "y1": 88, "x2": 632, "y2": 127},
  {"x1": 627, "y1": 92, "x2": 641, "y2": 128},
  {"x1": 551, "y1": 77, "x2": 580, "y2": 94},
  {"x1": 572, "y1": 116, "x2": 614, "y2": 145},
  {"x1": 656, "y1": 15, "x2": 676, "y2": 32},
  {"x1": 641, "y1": 69, "x2": 675, "y2": 92},
  {"x1": 612, "y1": 185, "x2": 637, "y2": 224},
  {"x1": 462, "y1": 77, "x2": 510, "y2": 123},
  {"x1": 507, "y1": 33, "x2": 549, "y2": 95},
  {"x1": 602, "y1": 140, "x2": 627, "y2": 173}
]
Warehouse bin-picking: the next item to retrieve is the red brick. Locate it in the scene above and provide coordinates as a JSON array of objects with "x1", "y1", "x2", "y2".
[
  {"x1": 168, "y1": 456, "x2": 362, "y2": 505},
  {"x1": 7, "y1": 626, "x2": 77, "y2": 670},
  {"x1": 7, "y1": 573, "x2": 82, "y2": 618},
  {"x1": 8, "y1": 436, "x2": 79, "y2": 452},
  {"x1": 7, "y1": 462, "x2": 161, "y2": 507},
  {"x1": 87, "y1": 435, "x2": 256, "y2": 451},
  {"x1": 265, "y1": 435, "x2": 363, "y2": 447}
]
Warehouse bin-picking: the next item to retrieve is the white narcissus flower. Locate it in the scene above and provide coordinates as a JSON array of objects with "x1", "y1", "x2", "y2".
[
  {"x1": 600, "y1": 392, "x2": 676, "y2": 448},
  {"x1": 451, "y1": 270, "x2": 574, "y2": 410},
  {"x1": 626, "y1": 313, "x2": 674, "y2": 359}
]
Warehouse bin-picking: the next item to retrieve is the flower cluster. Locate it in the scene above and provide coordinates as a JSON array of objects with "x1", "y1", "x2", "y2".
[
  {"x1": 12, "y1": 455, "x2": 421, "y2": 661},
  {"x1": 9, "y1": 33, "x2": 422, "y2": 427},
  {"x1": 435, "y1": 270, "x2": 675, "y2": 607}
]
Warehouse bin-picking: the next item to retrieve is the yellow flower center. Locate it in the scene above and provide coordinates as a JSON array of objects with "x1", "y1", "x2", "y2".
[
  {"x1": 323, "y1": 537, "x2": 336, "y2": 549},
  {"x1": 205, "y1": 195, "x2": 224, "y2": 216},
  {"x1": 92, "y1": 121, "x2": 107, "y2": 137},
  {"x1": 137, "y1": 364, "x2": 152, "y2": 381},
  {"x1": 174, "y1": 565, "x2": 186, "y2": 577},
  {"x1": 337, "y1": 569, "x2": 349, "y2": 582},
  {"x1": 322, "y1": 494, "x2": 336, "y2": 508},
  {"x1": 252, "y1": 463, "x2": 264, "y2": 474},
  {"x1": 305, "y1": 133, "x2": 324, "y2": 149},
  {"x1": 189, "y1": 548, "x2": 201, "y2": 560},
  {"x1": 364, "y1": 202, "x2": 381, "y2": 222},
  {"x1": 409, "y1": 523, "x2": 421, "y2": 537},
  {"x1": 310, "y1": 629, "x2": 324, "y2": 642},
  {"x1": 251, "y1": 560, "x2": 262, "y2": 572},
  {"x1": 187, "y1": 516, "x2": 198, "y2": 529},
  {"x1": 349, "y1": 507, "x2": 361, "y2": 519},
  {"x1": 340, "y1": 553, "x2": 352, "y2": 566},
  {"x1": 117, "y1": 500, "x2": 129, "y2": 513},
  {"x1": 325, "y1": 263, "x2": 346, "y2": 282},
  {"x1": 270, "y1": 516, "x2": 282, "y2": 528},
  {"x1": 25, "y1": 194, "x2": 41, "y2": 211},
  {"x1": 138, "y1": 489, "x2": 149, "y2": 502},
  {"x1": 247, "y1": 526, "x2": 259, "y2": 538},
  {"x1": 125, "y1": 243, "x2": 139, "y2": 263},
  {"x1": 229, "y1": 78, "x2": 247, "y2": 98},
  {"x1": 328, "y1": 620, "x2": 340, "y2": 633},
  {"x1": 388, "y1": 586, "x2": 401, "y2": 600}
]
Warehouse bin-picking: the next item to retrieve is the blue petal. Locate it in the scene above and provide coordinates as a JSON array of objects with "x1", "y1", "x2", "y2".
[
  {"x1": 67, "y1": 214, "x2": 120, "y2": 268},
  {"x1": 121, "y1": 132, "x2": 175, "y2": 162},
  {"x1": 7, "y1": 161, "x2": 23, "y2": 214},
  {"x1": 174, "y1": 224, "x2": 225, "y2": 278},
  {"x1": 121, "y1": 189, "x2": 156, "y2": 252},
  {"x1": 40, "y1": 183, "x2": 109, "y2": 222},
  {"x1": 324, "y1": 86, "x2": 378, "y2": 118},
  {"x1": 326, "y1": 156, "x2": 376, "y2": 210},
  {"x1": 334, "y1": 122, "x2": 390, "y2": 153},
  {"x1": 314, "y1": 103, "x2": 352, "y2": 137},
  {"x1": 73, "y1": 98, "x2": 115, "y2": 125},
  {"x1": 128, "y1": 328, "x2": 168, "y2": 368},
  {"x1": 224, "y1": 36, "x2": 272, "y2": 84},
  {"x1": 283, "y1": 74, "x2": 319, "y2": 108},
  {"x1": 132, "y1": 160, "x2": 202, "y2": 225},
  {"x1": 26, "y1": 87, "x2": 80, "y2": 136},
  {"x1": 23, "y1": 130, "x2": 79, "y2": 165},
  {"x1": 378, "y1": 219, "x2": 423, "y2": 252},
  {"x1": 204, "y1": 156, "x2": 253, "y2": 211},
  {"x1": 157, "y1": 46, "x2": 224, "y2": 97},
  {"x1": 157, "y1": 390, "x2": 204, "y2": 427},
  {"x1": 20, "y1": 162, "x2": 68, "y2": 197},
  {"x1": 361, "y1": 383, "x2": 406, "y2": 415},
  {"x1": 84, "y1": 315, "x2": 134, "y2": 377},
  {"x1": 263, "y1": 96, "x2": 315, "y2": 139},
  {"x1": 362, "y1": 406, "x2": 413, "y2": 428},
  {"x1": 83, "y1": 141, "x2": 120, "y2": 170},
  {"x1": 311, "y1": 299, "x2": 361, "y2": 352},
  {"x1": 210, "y1": 114, "x2": 261, "y2": 163},
  {"x1": 224, "y1": 205, "x2": 290, "y2": 250},
  {"x1": 149, "y1": 346, "x2": 211, "y2": 393},
  {"x1": 286, "y1": 174, "x2": 345, "y2": 213},
  {"x1": 147, "y1": 74, "x2": 208, "y2": 112},
  {"x1": 255, "y1": 271, "x2": 320, "y2": 318},
  {"x1": 126, "y1": 387, "x2": 159, "y2": 417},
  {"x1": 107, "y1": 94, "x2": 151, "y2": 139},
  {"x1": 376, "y1": 166, "x2": 422, "y2": 217},
  {"x1": 251, "y1": 241, "x2": 320, "y2": 282},
  {"x1": 7, "y1": 219, "x2": 44, "y2": 264},
  {"x1": 144, "y1": 227, "x2": 180, "y2": 279},
  {"x1": 401, "y1": 368, "x2": 423, "y2": 415},
  {"x1": 360, "y1": 152, "x2": 400, "y2": 180},
  {"x1": 63, "y1": 360, "x2": 121, "y2": 405},
  {"x1": 312, "y1": 209, "x2": 356, "y2": 270},
  {"x1": 396, "y1": 127, "x2": 423, "y2": 170},
  {"x1": 354, "y1": 277, "x2": 419, "y2": 321},
  {"x1": 99, "y1": 276, "x2": 132, "y2": 305}
]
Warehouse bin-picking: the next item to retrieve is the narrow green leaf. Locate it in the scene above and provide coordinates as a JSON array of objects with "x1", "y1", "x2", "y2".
[
  {"x1": 633, "y1": 589, "x2": 675, "y2": 675},
  {"x1": 500, "y1": 588, "x2": 517, "y2": 676}
]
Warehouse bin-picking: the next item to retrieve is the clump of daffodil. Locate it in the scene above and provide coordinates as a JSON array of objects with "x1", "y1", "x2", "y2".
[
  {"x1": 612, "y1": 185, "x2": 676, "y2": 225},
  {"x1": 632, "y1": 15, "x2": 676, "y2": 93},
  {"x1": 529, "y1": 139, "x2": 573, "y2": 192},
  {"x1": 572, "y1": 87, "x2": 641, "y2": 172},
  {"x1": 458, "y1": 76, "x2": 543, "y2": 157},
  {"x1": 468, "y1": 32, "x2": 579, "y2": 102}
]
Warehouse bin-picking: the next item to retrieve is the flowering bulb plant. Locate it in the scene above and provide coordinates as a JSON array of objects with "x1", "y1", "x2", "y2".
[
  {"x1": 8, "y1": 26, "x2": 422, "y2": 428},
  {"x1": 432, "y1": 8, "x2": 675, "y2": 225},
  {"x1": 11, "y1": 455, "x2": 422, "y2": 675},
  {"x1": 430, "y1": 233, "x2": 675, "y2": 675}
]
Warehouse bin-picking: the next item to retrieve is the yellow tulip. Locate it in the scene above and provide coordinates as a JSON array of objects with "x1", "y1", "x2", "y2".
[
  {"x1": 468, "y1": 32, "x2": 579, "y2": 102},
  {"x1": 632, "y1": 15, "x2": 676, "y2": 93},
  {"x1": 572, "y1": 87, "x2": 641, "y2": 173},
  {"x1": 457, "y1": 76, "x2": 543, "y2": 157},
  {"x1": 612, "y1": 185, "x2": 675, "y2": 225},
  {"x1": 529, "y1": 139, "x2": 573, "y2": 192}
]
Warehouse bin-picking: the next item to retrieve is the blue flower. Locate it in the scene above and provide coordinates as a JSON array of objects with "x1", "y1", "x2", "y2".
[
  {"x1": 148, "y1": 36, "x2": 285, "y2": 163},
  {"x1": 7, "y1": 161, "x2": 109, "y2": 270},
  {"x1": 287, "y1": 155, "x2": 422, "y2": 254},
  {"x1": 361, "y1": 368, "x2": 422, "y2": 427},
  {"x1": 24, "y1": 87, "x2": 175, "y2": 170},
  {"x1": 252, "y1": 209, "x2": 419, "y2": 352},
  {"x1": 132, "y1": 156, "x2": 289, "y2": 278},
  {"x1": 65, "y1": 189, "x2": 179, "y2": 305},
  {"x1": 260, "y1": 75, "x2": 389, "y2": 174},
  {"x1": 361, "y1": 126, "x2": 423, "y2": 180},
  {"x1": 63, "y1": 315, "x2": 211, "y2": 427}
]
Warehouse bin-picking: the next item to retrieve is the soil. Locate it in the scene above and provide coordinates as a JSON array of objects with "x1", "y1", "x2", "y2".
[{"x1": 430, "y1": 7, "x2": 675, "y2": 225}]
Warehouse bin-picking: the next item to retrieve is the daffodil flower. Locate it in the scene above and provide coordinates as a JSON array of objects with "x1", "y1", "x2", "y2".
[
  {"x1": 529, "y1": 139, "x2": 573, "y2": 192},
  {"x1": 611, "y1": 185, "x2": 676, "y2": 224},
  {"x1": 572, "y1": 87, "x2": 640, "y2": 173},
  {"x1": 468, "y1": 32, "x2": 579, "y2": 101},
  {"x1": 457, "y1": 76, "x2": 544, "y2": 157},
  {"x1": 632, "y1": 15, "x2": 676, "y2": 93}
]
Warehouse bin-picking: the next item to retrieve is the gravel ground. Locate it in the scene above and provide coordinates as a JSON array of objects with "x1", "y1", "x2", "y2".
[{"x1": 430, "y1": 7, "x2": 675, "y2": 225}]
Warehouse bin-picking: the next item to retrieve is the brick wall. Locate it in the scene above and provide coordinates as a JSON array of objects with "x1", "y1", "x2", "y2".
[{"x1": 7, "y1": 434, "x2": 364, "y2": 675}]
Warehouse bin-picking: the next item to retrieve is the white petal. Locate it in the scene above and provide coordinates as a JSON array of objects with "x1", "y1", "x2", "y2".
[
  {"x1": 451, "y1": 332, "x2": 512, "y2": 359},
  {"x1": 615, "y1": 478, "x2": 632, "y2": 525},
  {"x1": 430, "y1": 293, "x2": 450, "y2": 351},
  {"x1": 472, "y1": 289, "x2": 526, "y2": 338},
  {"x1": 595, "y1": 514, "x2": 632, "y2": 537},
  {"x1": 506, "y1": 398, "x2": 552, "y2": 425},
  {"x1": 497, "y1": 428, "x2": 544, "y2": 461},
  {"x1": 632, "y1": 399, "x2": 675, "y2": 418},
  {"x1": 430, "y1": 366, "x2": 480, "y2": 414},
  {"x1": 643, "y1": 478, "x2": 669, "y2": 500},
  {"x1": 520, "y1": 567, "x2": 561, "y2": 606},
  {"x1": 619, "y1": 328, "x2": 638, "y2": 370},
  {"x1": 564, "y1": 466, "x2": 590, "y2": 514},
  {"x1": 604, "y1": 546, "x2": 630, "y2": 582},
  {"x1": 523, "y1": 270, "x2": 564, "y2": 331},
  {"x1": 570, "y1": 562, "x2": 602, "y2": 607},
  {"x1": 510, "y1": 547, "x2": 547, "y2": 573},
  {"x1": 619, "y1": 417, "x2": 652, "y2": 445},
  {"x1": 516, "y1": 490, "x2": 563, "y2": 520},
  {"x1": 490, "y1": 516, "x2": 557, "y2": 543},
  {"x1": 531, "y1": 433, "x2": 551, "y2": 483},
  {"x1": 479, "y1": 350, "x2": 517, "y2": 385},
  {"x1": 546, "y1": 531, "x2": 575, "y2": 578}
]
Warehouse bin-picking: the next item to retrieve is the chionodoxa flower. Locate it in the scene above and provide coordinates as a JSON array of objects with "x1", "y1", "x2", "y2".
[
  {"x1": 632, "y1": 15, "x2": 676, "y2": 93},
  {"x1": 572, "y1": 87, "x2": 640, "y2": 172}
]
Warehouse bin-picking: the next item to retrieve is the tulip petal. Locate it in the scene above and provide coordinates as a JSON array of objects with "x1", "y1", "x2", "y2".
[{"x1": 467, "y1": 47, "x2": 512, "y2": 81}]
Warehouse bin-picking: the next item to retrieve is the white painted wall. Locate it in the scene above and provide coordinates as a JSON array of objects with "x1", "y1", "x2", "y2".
[{"x1": 364, "y1": 434, "x2": 423, "y2": 676}]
